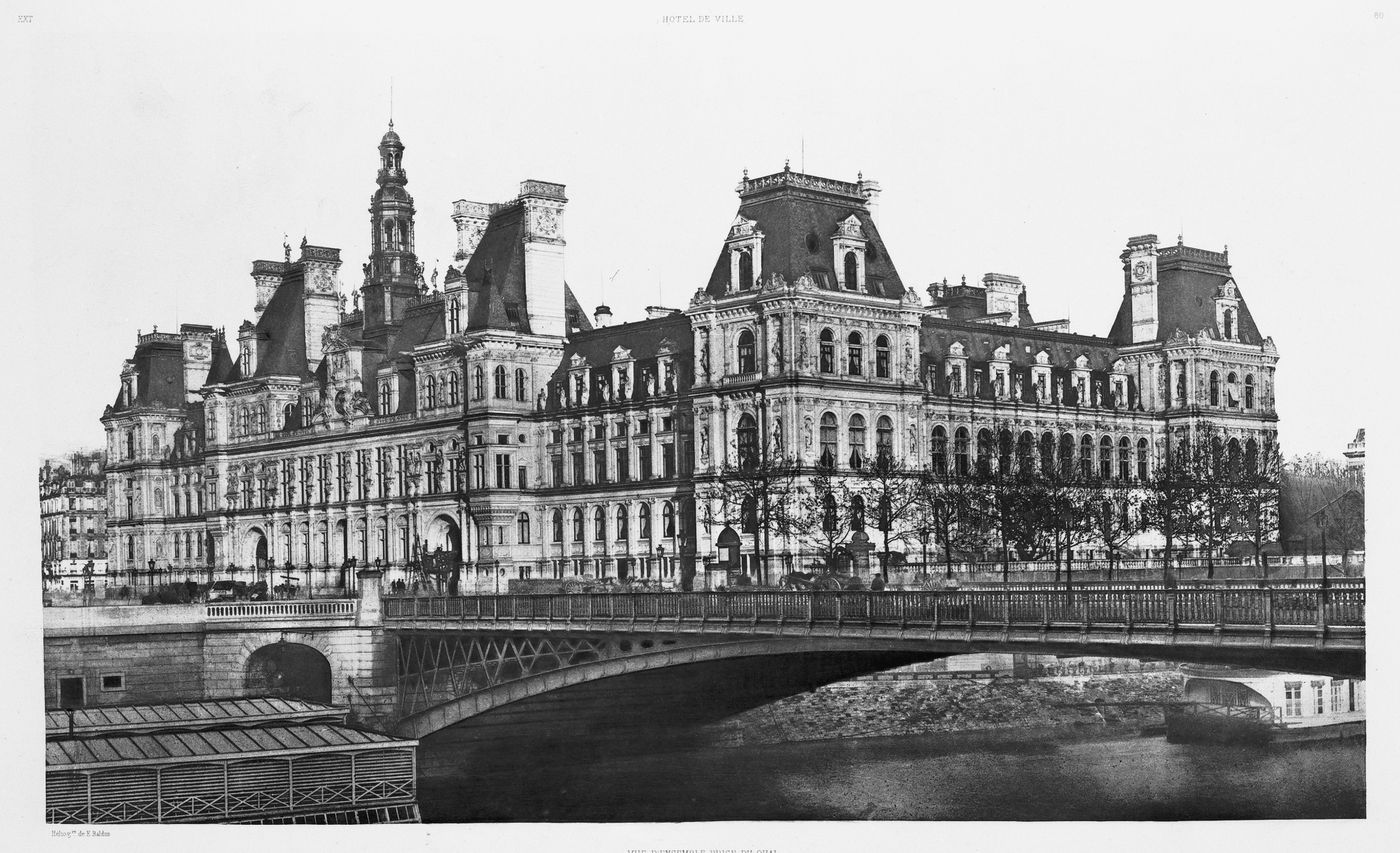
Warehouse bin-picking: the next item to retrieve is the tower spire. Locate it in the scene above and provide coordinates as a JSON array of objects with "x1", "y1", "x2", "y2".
[{"x1": 389, "y1": 78, "x2": 394, "y2": 128}]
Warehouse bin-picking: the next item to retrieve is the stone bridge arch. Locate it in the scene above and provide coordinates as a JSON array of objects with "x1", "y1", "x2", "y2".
[
  {"x1": 207, "y1": 630, "x2": 346, "y2": 704},
  {"x1": 245, "y1": 641, "x2": 332, "y2": 703}
]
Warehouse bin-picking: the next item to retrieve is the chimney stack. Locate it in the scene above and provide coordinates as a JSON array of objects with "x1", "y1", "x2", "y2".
[{"x1": 594, "y1": 305, "x2": 613, "y2": 328}]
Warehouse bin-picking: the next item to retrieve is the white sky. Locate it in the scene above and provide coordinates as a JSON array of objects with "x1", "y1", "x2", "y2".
[{"x1": 12, "y1": 2, "x2": 1398, "y2": 463}]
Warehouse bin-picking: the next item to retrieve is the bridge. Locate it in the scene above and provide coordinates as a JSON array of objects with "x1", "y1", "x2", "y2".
[{"x1": 44, "y1": 572, "x2": 1363, "y2": 750}]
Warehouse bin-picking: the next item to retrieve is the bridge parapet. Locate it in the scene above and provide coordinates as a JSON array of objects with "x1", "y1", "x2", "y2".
[{"x1": 206, "y1": 600, "x2": 358, "y2": 620}]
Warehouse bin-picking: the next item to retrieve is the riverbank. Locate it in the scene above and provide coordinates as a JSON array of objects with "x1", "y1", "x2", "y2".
[{"x1": 702, "y1": 670, "x2": 1185, "y2": 746}]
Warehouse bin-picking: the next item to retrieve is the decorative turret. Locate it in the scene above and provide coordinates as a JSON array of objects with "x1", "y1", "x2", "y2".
[
  {"x1": 362, "y1": 124, "x2": 419, "y2": 336},
  {"x1": 1122, "y1": 234, "x2": 1159, "y2": 344}
]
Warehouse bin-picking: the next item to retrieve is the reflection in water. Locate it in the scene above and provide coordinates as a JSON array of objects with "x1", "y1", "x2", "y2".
[{"x1": 417, "y1": 730, "x2": 1364, "y2": 822}]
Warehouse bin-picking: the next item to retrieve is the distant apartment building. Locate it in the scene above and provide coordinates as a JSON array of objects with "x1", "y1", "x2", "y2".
[{"x1": 40, "y1": 451, "x2": 109, "y2": 590}]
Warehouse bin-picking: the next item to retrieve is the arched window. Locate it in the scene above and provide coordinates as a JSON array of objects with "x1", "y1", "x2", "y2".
[
  {"x1": 820, "y1": 413, "x2": 838, "y2": 469},
  {"x1": 240, "y1": 408, "x2": 250, "y2": 437},
  {"x1": 1227, "y1": 438, "x2": 1243, "y2": 480},
  {"x1": 998, "y1": 429, "x2": 1013, "y2": 475},
  {"x1": 1118, "y1": 437, "x2": 1131, "y2": 480},
  {"x1": 850, "y1": 494, "x2": 866, "y2": 531},
  {"x1": 737, "y1": 413, "x2": 759, "y2": 469},
  {"x1": 448, "y1": 372, "x2": 461, "y2": 405},
  {"x1": 552, "y1": 509, "x2": 564, "y2": 543},
  {"x1": 662, "y1": 501, "x2": 676, "y2": 537},
  {"x1": 515, "y1": 368, "x2": 528, "y2": 402},
  {"x1": 639, "y1": 504, "x2": 652, "y2": 540},
  {"x1": 1059, "y1": 433, "x2": 1075, "y2": 479},
  {"x1": 283, "y1": 403, "x2": 295, "y2": 430},
  {"x1": 1017, "y1": 431, "x2": 1035, "y2": 474},
  {"x1": 1244, "y1": 375, "x2": 1255, "y2": 409},
  {"x1": 381, "y1": 380, "x2": 394, "y2": 413},
  {"x1": 616, "y1": 505, "x2": 629, "y2": 540},
  {"x1": 1137, "y1": 438, "x2": 1150, "y2": 480},
  {"x1": 931, "y1": 426, "x2": 948, "y2": 475},
  {"x1": 819, "y1": 329, "x2": 835, "y2": 374},
  {"x1": 1038, "y1": 433, "x2": 1055, "y2": 478},
  {"x1": 517, "y1": 512, "x2": 531, "y2": 544},
  {"x1": 1223, "y1": 308, "x2": 1234, "y2": 340},
  {"x1": 1079, "y1": 435, "x2": 1094, "y2": 479},
  {"x1": 847, "y1": 331, "x2": 863, "y2": 376},
  {"x1": 976, "y1": 429, "x2": 994, "y2": 476},
  {"x1": 876, "y1": 416, "x2": 894, "y2": 461},
  {"x1": 448, "y1": 298, "x2": 461, "y2": 334},
  {"x1": 848, "y1": 414, "x2": 867, "y2": 468},
  {"x1": 1245, "y1": 438, "x2": 1259, "y2": 476},
  {"x1": 954, "y1": 427, "x2": 971, "y2": 477},
  {"x1": 875, "y1": 335, "x2": 890, "y2": 378},
  {"x1": 425, "y1": 375, "x2": 437, "y2": 409},
  {"x1": 822, "y1": 492, "x2": 837, "y2": 532},
  {"x1": 125, "y1": 431, "x2": 135, "y2": 459},
  {"x1": 737, "y1": 329, "x2": 756, "y2": 374},
  {"x1": 737, "y1": 250, "x2": 754, "y2": 290},
  {"x1": 843, "y1": 251, "x2": 859, "y2": 291},
  {"x1": 571, "y1": 508, "x2": 584, "y2": 542},
  {"x1": 1210, "y1": 370, "x2": 1220, "y2": 406},
  {"x1": 472, "y1": 366, "x2": 484, "y2": 400},
  {"x1": 1099, "y1": 435, "x2": 1113, "y2": 479},
  {"x1": 593, "y1": 507, "x2": 606, "y2": 541},
  {"x1": 1227, "y1": 372, "x2": 1239, "y2": 408},
  {"x1": 493, "y1": 365, "x2": 507, "y2": 399}
]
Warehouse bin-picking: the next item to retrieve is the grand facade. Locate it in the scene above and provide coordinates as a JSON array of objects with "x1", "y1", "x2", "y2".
[{"x1": 102, "y1": 127, "x2": 1279, "y2": 590}]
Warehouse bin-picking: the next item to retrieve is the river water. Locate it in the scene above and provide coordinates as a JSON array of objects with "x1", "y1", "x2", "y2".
[{"x1": 417, "y1": 728, "x2": 1364, "y2": 822}]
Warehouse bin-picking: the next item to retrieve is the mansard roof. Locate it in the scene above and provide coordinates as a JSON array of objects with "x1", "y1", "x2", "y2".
[
  {"x1": 460, "y1": 205, "x2": 530, "y2": 333},
  {"x1": 1107, "y1": 243, "x2": 1264, "y2": 345},
  {"x1": 108, "y1": 335, "x2": 187, "y2": 413},
  {"x1": 541, "y1": 313, "x2": 692, "y2": 411},
  {"x1": 247, "y1": 268, "x2": 312, "y2": 379},
  {"x1": 920, "y1": 317, "x2": 1122, "y2": 371},
  {"x1": 703, "y1": 169, "x2": 906, "y2": 299}
]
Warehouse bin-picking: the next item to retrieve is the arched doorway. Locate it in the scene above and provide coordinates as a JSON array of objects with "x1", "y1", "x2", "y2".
[
  {"x1": 426, "y1": 515, "x2": 463, "y2": 594},
  {"x1": 244, "y1": 527, "x2": 269, "y2": 587},
  {"x1": 245, "y1": 642, "x2": 331, "y2": 704},
  {"x1": 716, "y1": 526, "x2": 741, "y2": 583}
]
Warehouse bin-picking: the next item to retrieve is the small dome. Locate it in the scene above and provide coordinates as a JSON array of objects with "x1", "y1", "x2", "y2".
[{"x1": 380, "y1": 128, "x2": 402, "y2": 147}]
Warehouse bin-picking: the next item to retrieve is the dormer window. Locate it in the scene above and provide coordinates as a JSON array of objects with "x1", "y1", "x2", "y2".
[
  {"x1": 725, "y1": 215, "x2": 763, "y2": 293},
  {"x1": 379, "y1": 380, "x2": 392, "y2": 414},
  {"x1": 448, "y1": 297, "x2": 461, "y2": 334},
  {"x1": 843, "y1": 253, "x2": 859, "y2": 291},
  {"x1": 1223, "y1": 308, "x2": 1235, "y2": 341},
  {"x1": 738, "y1": 251, "x2": 754, "y2": 290},
  {"x1": 737, "y1": 329, "x2": 756, "y2": 374},
  {"x1": 832, "y1": 214, "x2": 868, "y2": 292}
]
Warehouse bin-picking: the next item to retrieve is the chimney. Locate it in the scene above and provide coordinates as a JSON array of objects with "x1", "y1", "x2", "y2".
[
  {"x1": 857, "y1": 175, "x2": 882, "y2": 224},
  {"x1": 299, "y1": 244, "x2": 343, "y2": 372},
  {"x1": 645, "y1": 305, "x2": 678, "y2": 320},
  {"x1": 179, "y1": 324, "x2": 216, "y2": 401},
  {"x1": 451, "y1": 200, "x2": 492, "y2": 265},
  {"x1": 594, "y1": 305, "x2": 613, "y2": 328},
  {"x1": 982, "y1": 273, "x2": 1024, "y2": 326},
  {"x1": 519, "y1": 180, "x2": 568, "y2": 338},
  {"x1": 1122, "y1": 234, "x2": 1159, "y2": 344},
  {"x1": 250, "y1": 260, "x2": 285, "y2": 321}
]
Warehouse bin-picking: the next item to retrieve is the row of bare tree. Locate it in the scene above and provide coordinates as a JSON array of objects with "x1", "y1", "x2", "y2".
[{"x1": 697, "y1": 422, "x2": 1338, "y2": 585}]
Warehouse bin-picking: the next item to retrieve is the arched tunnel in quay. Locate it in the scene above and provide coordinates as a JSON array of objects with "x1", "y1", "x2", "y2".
[{"x1": 391, "y1": 628, "x2": 1362, "y2": 779}]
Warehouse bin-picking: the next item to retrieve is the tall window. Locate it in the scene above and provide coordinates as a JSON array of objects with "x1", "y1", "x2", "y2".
[
  {"x1": 848, "y1": 414, "x2": 867, "y2": 469},
  {"x1": 593, "y1": 507, "x2": 606, "y2": 541},
  {"x1": 662, "y1": 501, "x2": 675, "y2": 537},
  {"x1": 850, "y1": 495, "x2": 866, "y2": 531},
  {"x1": 1244, "y1": 374, "x2": 1255, "y2": 409},
  {"x1": 515, "y1": 368, "x2": 528, "y2": 402},
  {"x1": 493, "y1": 365, "x2": 507, "y2": 399},
  {"x1": 737, "y1": 329, "x2": 756, "y2": 374},
  {"x1": 1017, "y1": 431, "x2": 1035, "y2": 474},
  {"x1": 876, "y1": 416, "x2": 894, "y2": 462},
  {"x1": 737, "y1": 250, "x2": 754, "y2": 290},
  {"x1": 820, "y1": 413, "x2": 838, "y2": 468},
  {"x1": 571, "y1": 509, "x2": 584, "y2": 542},
  {"x1": 875, "y1": 335, "x2": 890, "y2": 378},
  {"x1": 976, "y1": 429, "x2": 994, "y2": 476},
  {"x1": 616, "y1": 505, "x2": 629, "y2": 540},
  {"x1": 495, "y1": 454, "x2": 511, "y2": 488},
  {"x1": 1223, "y1": 308, "x2": 1234, "y2": 340},
  {"x1": 1099, "y1": 435, "x2": 1113, "y2": 479},
  {"x1": 737, "y1": 413, "x2": 759, "y2": 469},
  {"x1": 1210, "y1": 370, "x2": 1220, "y2": 406},
  {"x1": 931, "y1": 426, "x2": 948, "y2": 475},
  {"x1": 1137, "y1": 438, "x2": 1150, "y2": 481},
  {"x1": 379, "y1": 381, "x2": 392, "y2": 414},
  {"x1": 517, "y1": 512, "x2": 531, "y2": 544},
  {"x1": 1118, "y1": 437, "x2": 1131, "y2": 480},
  {"x1": 819, "y1": 329, "x2": 835, "y2": 374},
  {"x1": 448, "y1": 371, "x2": 461, "y2": 406},
  {"x1": 847, "y1": 332, "x2": 863, "y2": 376},
  {"x1": 954, "y1": 427, "x2": 970, "y2": 477},
  {"x1": 425, "y1": 375, "x2": 437, "y2": 409},
  {"x1": 473, "y1": 366, "x2": 485, "y2": 400},
  {"x1": 639, "y1": 504, "x2": 651, "y2": 540},
  {"x1": 1227, "y1": 372, "x2": 1239, "y2": 408},
  {"x1": 552, "y1": 510, "x2": 564, "y2": 543},
  {"x1": 843, "y1": 251, "x2": 859, "y2": 290},
  {"x1": 448, "y1": 297, "x2": 460, "y2": 333},
  {"x1": 1058, "y1": 433, "x2": 1075, "y2": 478},
  {"x1": 1079, "y1": 434, "x2": 1094, "y2": 479}
]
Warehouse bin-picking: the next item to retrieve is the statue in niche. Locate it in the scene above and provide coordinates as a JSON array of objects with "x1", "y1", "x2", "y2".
[
  {"x1": 772, "y1": 418, "x2": 783, "y2": 451},
  {"x1": 803, "y1": 415, "x2": 813, "y2": 448},
  {"x1": 602, "y1": 379, "x2": 613, "y2": 404},
  {"x1": 699, "y1": 337, "x2": 711, "y2": 382},
  {"x1": 1053, "y1": 376, "x2": 1063, "y2": 405},
  {"x1": 995, "y1": 372, "x2": 1005, "y2": 398},
  {"x1": 558, "y1": 384, "x2": 569, "y2": 409},
  {"x1": 798, "y1": 329, "x2": 809, "y2": 370},
  {"x1": 338, "y1": 293, "x2": 347, "y2": 315},
  {"x1": 770, "y1": 324, "x2": 783, "y2": 370},
  {"x1": 1036, "y1": 374, "x2": 1047, "y2": 403},
  {"x1": 904, "y1": 341, "x2": 915, "y2": 378},
  {"x1": 699, "y1": 425, "x2": 710, "y2": 462},
  {"x1": 362, "y1": 262, "x2": 371, "y2": 283},
  {"x1": 616, "y1": 369, "x2": 628, "y2": 401},
  {"x1": 643, "y1": 368, "x2": 655, "y2": 397},
  {"x1": 923, "y1": 365, "x2": 935, "y2": 392},
  {"x1": 1175, "y1": 370, "x2": 1186, "y2": 405},
  {"x1": 1016, "y1": 373, "x2": 1026, "y2": 402},
  {"x1": 537, "y1": 389, "x2": 547, "y2": 411}
]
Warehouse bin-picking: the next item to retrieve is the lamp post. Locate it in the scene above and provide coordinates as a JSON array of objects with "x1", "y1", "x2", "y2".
[{"x1": 656, "y1": 544, "x2": 665, "y2": 584}]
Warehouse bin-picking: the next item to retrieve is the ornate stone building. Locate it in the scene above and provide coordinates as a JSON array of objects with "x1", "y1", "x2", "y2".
[
  {"x1": 102, "y1": 127, "x2": 1279, "y2": 590},
  {"x1": 40, "y1": 451, "x2": 109, "y2": 589}
]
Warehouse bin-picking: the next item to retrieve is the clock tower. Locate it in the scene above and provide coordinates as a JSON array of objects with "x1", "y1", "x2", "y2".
[
  {"x1": 361, "y1": 123, "x2": 420, "y2": 339},
  {"x1": 1122, "y1": 233, "x2": 1158, "y2": 343}
]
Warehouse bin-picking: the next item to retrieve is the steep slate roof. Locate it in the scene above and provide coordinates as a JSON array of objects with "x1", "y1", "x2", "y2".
[
  {"x1": 1107, "y1": 244, "x2": 1264, "y2": 345},
  {"x1": 704, "y1": 170, "x2": 906, "y2": 299},
  {"x1": 109, "y1": 337, "x2": 186, "y2": 413},
  {"x1": 250, "y1": 267, "x2": 311, "y2": 379},
  {"x1": 461, "y1": 205, "x2": 530, "y2": 333},
  {"x1": 543, "y1": 313, "x2": 692, "y2": 411}
]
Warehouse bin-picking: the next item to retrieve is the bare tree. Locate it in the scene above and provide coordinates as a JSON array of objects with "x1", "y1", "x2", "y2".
[
  {"x1": 1083, "y1": 476, "x2": 1143, "y2": 580},
  {"x1": 852, "y1": 449, "x2": 923, "y2": 579},
  {"x1": 797, "y1": 467, "x2": 857, "y2": 573},
  {"x1": 1234, "y1": 437, "x2": 1284, "y2": 575},
  {"x1": 698, "y1": 440, "x2": 803, "y2": 585}
]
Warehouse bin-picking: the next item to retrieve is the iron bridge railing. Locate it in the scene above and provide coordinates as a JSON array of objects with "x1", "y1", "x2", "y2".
[{"x1": 381, "y1": 586, "x2": 1364, "y2": 637}]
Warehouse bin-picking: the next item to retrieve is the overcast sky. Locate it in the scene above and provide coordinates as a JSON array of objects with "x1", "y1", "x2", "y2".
[{"x1": 13, "y1": 2, "x2": 1397, "y2": 461}]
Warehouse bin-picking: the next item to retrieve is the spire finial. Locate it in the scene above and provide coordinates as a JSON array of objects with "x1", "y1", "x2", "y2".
[
  {"x1": 784, "y1": 158, "x2": 790, "y2": 172},
  {"x1": 857, "y1": 170, "x2": 863, "y2": 182},
  {"x1": 283, "y1": 234, "x2": 291, "y2": 263},
  {"x1": 742, "y1": 168, "x2": 748, "y2": 181},
  {"x1": 388, "y1": 78, "x2": 394, "y2": 128}
]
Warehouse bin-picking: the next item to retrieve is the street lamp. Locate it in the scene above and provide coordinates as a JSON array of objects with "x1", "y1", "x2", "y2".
[{"x1": 656, "y1": 544, "x2": 665, "y2": 583}]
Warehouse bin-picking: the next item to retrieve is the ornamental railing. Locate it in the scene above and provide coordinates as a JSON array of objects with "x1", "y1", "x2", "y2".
[
  {"x1": 207, "y1": 600, "x2": 357, "y2": 620},
  {"x1": 381, "y1": 586, "x2": 1364, "y2": 635}
]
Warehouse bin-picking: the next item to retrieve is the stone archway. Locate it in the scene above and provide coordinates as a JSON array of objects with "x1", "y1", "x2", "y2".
[
  {"x1": 243, "y1": 527, "x2": 269, "y2": 586},
  {"x1": 245, "y1": 642, "x2": 332, "y2": 704},
  {"x1": 425, "y1": 515, "x2": 463, "y2": 593}
]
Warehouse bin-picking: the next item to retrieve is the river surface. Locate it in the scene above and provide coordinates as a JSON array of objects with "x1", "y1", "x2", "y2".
[{"x1": 417, "y1": 729, "x2": 1364, "y2": 822}]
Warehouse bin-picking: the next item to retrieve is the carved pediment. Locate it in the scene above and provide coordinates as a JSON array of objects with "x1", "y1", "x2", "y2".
[
  {"x1": 834, "y1": 214, "x2": 864, "y2": 239},
  {"x1": 1034, "y1": 349, "x2": 1051, "y2": 366},
  {"x1": 1074, "y1": 354, "x2": 1090, "y2": 370},
  {"x1": 570, "y1": 353, "x2": 590, "y2": 368},
  {"x1": 992, "y1": 344, "x2": 1011, "y2": 361},
  {"x1": 612, "y1": 346, "x2": 633, "y2": 362},
  {"x1": 727, "y1": 214, "x2": 761, "y2": 241},
  {"x1": 656, "y1": 337, "x2": 677, "y2": 356},
  {"x1": 948, "y1": 341, "x2": 966, "y2": 358},
  {"x1": 1111, "y1": 358, "x2": 1127, "y2": 374}
]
